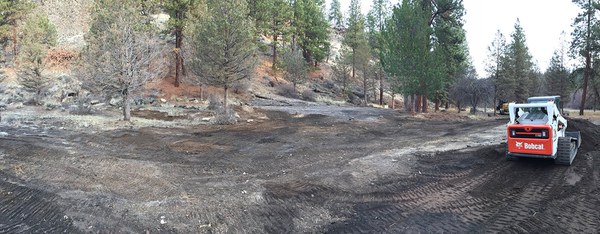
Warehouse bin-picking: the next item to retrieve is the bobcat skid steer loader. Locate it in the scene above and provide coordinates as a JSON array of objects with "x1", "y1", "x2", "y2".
[{"x1": 506, "y1": 96, "x2": 581, "y2": 165}]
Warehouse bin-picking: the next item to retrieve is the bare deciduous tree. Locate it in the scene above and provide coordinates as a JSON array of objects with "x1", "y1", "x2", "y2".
[
  {"x1": 450, "y1": 67, "x2": 491, "y2": 113},
  {"x1": 81, "y1": 2, "x2": 167, "y2": 121}
]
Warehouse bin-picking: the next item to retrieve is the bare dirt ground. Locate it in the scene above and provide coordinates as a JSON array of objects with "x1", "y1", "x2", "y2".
[{"x1": 0, "y1": 104, "x2": 599, "y2": 233}]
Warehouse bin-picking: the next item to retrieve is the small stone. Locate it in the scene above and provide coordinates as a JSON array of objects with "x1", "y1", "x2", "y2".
[
  {"x1": 246, "y1": 119, "x2": 254, "y2": 123},
  {"x1": 201, "y1": 117, "x2": 211, "y2": 122},
  {"x1": 160, "y1": 98, "x2": 167, "y2": 103}
]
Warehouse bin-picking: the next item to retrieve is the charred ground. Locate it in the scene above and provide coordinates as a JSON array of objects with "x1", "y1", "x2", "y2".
[{"x1": 0, "y1": 107, "x2": 598, "y2": 233}]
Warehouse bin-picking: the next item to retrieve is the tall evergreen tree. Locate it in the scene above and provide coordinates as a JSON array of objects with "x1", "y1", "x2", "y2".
[
  {"x1": 367, "y1": 0, "x2": 391, "y2": 105},
  {"x1": 431, "y1": 0, "x2": 468, "y2": 110},
  {"x1": 383, "y1": 0, "x2": 431, "y2": 112},
  {"x1": 328, "y1": 0, "x2": 343, "y2": 28},
  {"x1": 256, "y1": 0, "x2": 293, "y2": 70},
  {"x1": 189, "y1": 0, "x2": 257, "y2": 110},
  {"x1": 486, "y1": 29, "x2": 507, "y2": 115},
  {"x1": 0, "y1": 0, "x2": 33, "y2": 59},
  {"x1": 17, "y1": 9, "x2": 57, "y2": 105},
  {"x1": 571, "y1": 0, "x2": 598, "y2": 115},
  {"x1": 164, "y1": 0, "x2": 197, "y2": 87},
  {"x1": 294, "y1": 0, "x2": 330, "y2": 66},
  {"x1": 504, "y1": 19, "x2": 535, "y2": 102},
  {"x1": 342, "y1": 0, "x2": 368, "y2": 80}
]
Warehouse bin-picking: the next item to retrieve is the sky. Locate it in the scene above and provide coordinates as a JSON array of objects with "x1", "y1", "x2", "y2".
[{"x1": 330, "y1": 0, "x2": 581, "y2": 77}]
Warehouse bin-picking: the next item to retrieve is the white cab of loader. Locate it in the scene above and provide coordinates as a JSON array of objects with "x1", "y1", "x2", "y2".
[{"x1": 505, "y1": 96, "x2": 580, "y2": 165}]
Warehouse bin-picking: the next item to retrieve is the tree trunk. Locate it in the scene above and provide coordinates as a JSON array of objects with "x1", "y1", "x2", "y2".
[
  {"x1": 352, "y1": 48, "x2": 356, "y2": 80},
  {"x1": 484, "y1": 101, "x2": 487, "y2": 113},
  {"x1": 415, "y1": 95, "x2": 421, "y2": 112},
  {"x1": 174, "y1": 23, "x2": 183, "y2": 87},
  {"x1": 404, "y1": 93, "x2": 410, "y2": 112},
  {"x1": 434, "y1": 99, "x2": 439, "y2": 112},
  {"x1": 422, "y1": 94, "x2": 428, "y2": 113},
  {"x1": 200, "y1": 84, "x2": 204, "y2": 100},
  {"x1": 272, "y1": 26, "x2": 278, "y2": 71},
  {"x1": 457, "y1": 102, "x2": 461, "y2": 113},
  {"x1": 391, "y1": 93, "x2": 395, "y2": 109},
  {"x1": 12, "y1": 27, "x2": 17, "y2": 58},
  {"x1": 123, "y1": 90, "x2": 131, "y2": 121},
  {"x1": 493, "y1": 97, "x2": 497, "y2": 116},
  {"x1": 581, "y1": 0, "x2": 591, "y2": 116},
  {"x1": 379, "y1": 67, "x2": 384, "y2": 105},
  {"x1": 363, "y1": 69, "x2": 368, "y2": 105},
  {"x1": 223, "y1": 86, "x2": 229, "y2": 111}
]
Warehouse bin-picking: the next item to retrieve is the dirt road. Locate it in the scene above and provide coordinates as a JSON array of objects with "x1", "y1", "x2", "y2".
[{"x1": 0, "y1": 106, "x2": 598, "y2": 233}]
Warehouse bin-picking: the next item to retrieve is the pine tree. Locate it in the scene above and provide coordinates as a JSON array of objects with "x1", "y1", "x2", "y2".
[
  {"x1": 367, "y1": 0, "x2": 391, "y2": 105},
  {"x1": 17, "y1": 9, "x2": 57, "y2": 105},
  {"x1": 505, "y1": 19, "x2": 534, "y2": 102},
  {"x1": 294, "y1": 0, "x2": 330, "y2": 66},
  {"x1": 383, "y1": 0, "x2": 431, "y2": 112},
  {"x1": 0, "y1": 0, "x2": 34, "y2": 59},
  {"x1": 571, "y1": 0, "x2": 598, "y2": 115},
  {"x1": 431, "y1": 0, "x2": 468, "y2": 111},
  {"x1": 485, "y1": 29, "x2": 507, "y2": 115},
  {"x1": 342, "y1": 0, "x2": 368, "y2": 81},
  {"x1": 282, "y1": 47, "x2": 308, "y2": 91},
  {"x1": 164, "y1": 0, "x2": 197, "y2": 87},
  {"x1": 256, "y1": 0, "x2": 293, "y2": 70},
  {"x1": 189, "y1": 0, "x2": 257, "y2": 110},
  {"x1": 328, "y1": 0, "x2": 343, "y2": 29}
]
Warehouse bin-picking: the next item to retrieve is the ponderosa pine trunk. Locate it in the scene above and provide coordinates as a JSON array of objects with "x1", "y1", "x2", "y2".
[
  {"x1": 422, "y1": 93, "x2": 428, "y2": 113},
  {"x1": 223, "y1": 86, "x2": 229, "y2": 111},
  {"x1": 363, "y1": 69, "x2": 368, "y2": 105},
  {"x1": 272, "y1": 26, "x2": 278, "y2": 71},
  {"x1": 415, "y1": 95, "x2": 421, "y2": 112},
  {"x1": 174, "y1": 17, "x2": 183, "y2": 87}
]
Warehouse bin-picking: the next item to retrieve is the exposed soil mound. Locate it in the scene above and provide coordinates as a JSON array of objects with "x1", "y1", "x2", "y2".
[{"x1": 567, "y1": 118, "x2": 600, "y2": 152}]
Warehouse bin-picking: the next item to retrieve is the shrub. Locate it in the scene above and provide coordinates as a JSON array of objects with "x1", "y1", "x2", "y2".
[
  {"x1": 277, "y1": 84, "x2": 299, "y2": 99},
  {"x1": 232, "y1": 80, "x2": 250, "y2": 94},
  {"x1": 207, "y1": 94, "x2": 222, "y2": 110},
  {"x1": 69, "y1": 97, "x2": 93, "y2": 115},
  {"x1": 302, "y1": 90, "x2": 316, "y2": 102},
  {"x1": 323, "y1": 79, "x2": 336, "y2": 90},
  {"x1": 213, "y1": 108, "x2": 237, "y2": 125}
]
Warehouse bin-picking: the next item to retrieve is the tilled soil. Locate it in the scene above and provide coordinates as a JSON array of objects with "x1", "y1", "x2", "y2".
[{"x1": 0, "y1": 108, "x2": 599, "y2": 233}]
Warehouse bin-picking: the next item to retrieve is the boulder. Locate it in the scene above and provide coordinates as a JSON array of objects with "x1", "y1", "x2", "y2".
[{"x1": 109, "y1": 97, "x2": 121, "y2": 106}]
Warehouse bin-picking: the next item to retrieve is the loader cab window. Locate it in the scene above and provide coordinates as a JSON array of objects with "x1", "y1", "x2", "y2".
[{"x1": 516, "y1": 107, "x2": 548, "y2": 123}]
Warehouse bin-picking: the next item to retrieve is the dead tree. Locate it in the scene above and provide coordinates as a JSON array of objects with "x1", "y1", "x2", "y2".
[{"x1": 81, "y1": 4, "x2": 167, "y2": 121}]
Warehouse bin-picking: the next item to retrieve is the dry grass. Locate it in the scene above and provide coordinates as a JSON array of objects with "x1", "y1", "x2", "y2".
[{"x1": 564, "y1": 108, "x2": 600, "y2": 124}]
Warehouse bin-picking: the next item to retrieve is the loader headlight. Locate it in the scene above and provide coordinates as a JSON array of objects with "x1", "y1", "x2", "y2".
[
  {"x1": 542, "y1": 131, "x2": 546, "y2": 138},
  {"x1": 511, "y1": 130, "x2": 515, "y2": 136}
]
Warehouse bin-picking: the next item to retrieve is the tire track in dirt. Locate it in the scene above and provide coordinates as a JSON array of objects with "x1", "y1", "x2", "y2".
[{"x1": 0, "y1": 177, "x2": 76, "y2": 233}]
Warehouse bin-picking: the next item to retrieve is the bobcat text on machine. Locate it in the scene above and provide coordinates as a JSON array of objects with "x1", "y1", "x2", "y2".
[{"x1": 506, "y1": 96, "x2": 581, "y2": 165}]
